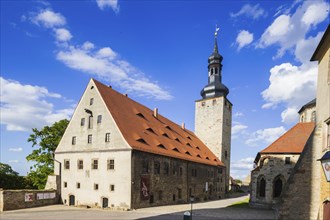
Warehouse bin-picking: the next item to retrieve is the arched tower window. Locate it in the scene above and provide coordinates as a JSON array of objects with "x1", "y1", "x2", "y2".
[
  {"x1": 215, "y1": 67, "x2": 218, "y2": 74},
  {"x1": 273, "y1": 175, "x2": 284, "y2": 198},
  {"x1": 257, "y1": 176, "x2": 266, "y2": 197},
  {"x1": 211, "y1": 68, "x2": 214, "y2": 75}
]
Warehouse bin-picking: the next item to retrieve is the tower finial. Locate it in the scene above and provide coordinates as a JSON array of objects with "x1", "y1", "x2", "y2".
[{"x1": 215, "y1": 24, "x2": 220, "y2": 38}]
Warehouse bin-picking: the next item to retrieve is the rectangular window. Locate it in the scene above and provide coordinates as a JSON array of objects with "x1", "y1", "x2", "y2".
[
  {"x1": 163, "y1": 162, "x2": 169, "y2": 175},
  {"x1": 94, "y1": 183, "x2": 98, "y2": 190},
  {"x1": 107, "y1": 159, "x2": 115, "y2": 170},
  {"x1": 154, "y1": 161, "x2": 160, "y2": 174},
  {"x1": 158, "y1": 190, "x2": 163, "y2": 201},
  {"x1": 90, "y1": 98, "x2": 94, "y2": 105},
  {"x1": 64, "y1": 182, "x2": 67, "y2": 188},
  {"x1": 88, "y1": 116, "x2": 93, "y2": 129},
  {"x1": 191, "y1": 168, "x2": 197, "y2": 177},
  {"x1": 72, "y1": 136, "x2": 76, "y2": 145},
  {"x1": 110, "y1": 184, "x2": 115, "y2": 192},
  {"x1": 92, "y1": 159, "x2": 98, "y2": 170},
  {"x1": 77, "y1": 160, "x2": 83, "y2": 170},
  {"x1": 97, "y1": 115, "x2": 102, "y2": 124},
  {"x1": 76, "y1": 182, "x2": 80, "y2": 189},
  {"x1": 88, "y1": 134, "x2": 92, "y2": 144},
  {"x1": 64, "y1": 160, "x2": 70, "y2": 170},
  {"x1": 81, "y1": 118, "x2": 85, "y2": 126},
  {"x1": 142, "y1": 160, "x2": 149, "y2": 173},
  {"x1": 285, "y1": 157, "x2": 291, "y2": 165},
  {"x1": 105, "y1": 133, "x2": 110, "y2": 142},
  {"x1": 179, "y1": 167, "x2": 183, "y2": 176},
  {"x1": 178, "y1": 188, "x2": 182, "y2": 199}
]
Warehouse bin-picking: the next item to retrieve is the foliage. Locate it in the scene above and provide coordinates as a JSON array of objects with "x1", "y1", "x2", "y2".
[
  {"x1": 227, "y1": 198, "x2": 249, "y2": 208},
  {"x1": 234, "y1": 179, "x2": 243, "y2": 184},
  {"x1": 0, "y1": 163, "x2": 35, "y2": 189},
  {"x1": 26, "y1": 119, "x2": 69, "y2": 189}
]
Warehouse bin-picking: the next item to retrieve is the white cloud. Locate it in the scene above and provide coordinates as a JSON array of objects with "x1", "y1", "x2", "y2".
[
  {"x1": 32, "y1": 9, "x2": 66, "y2": 28},
  {"x1": 8, "y1": 147, "x2": 23, "y2": 152},
  {"x1": 8, "y1": 160, "x2": 19, "y2": 163},
  {"x1": 0, "y1": 77, "x2": 74, "y2": 131},
  {"x1": 235, "y1": 30, "x2": 253, "y2": 50},
  {"x1": 232, "y1": 124, "x2": 248, "y2": 135},
  {"x1": 96, "y1": 0, "x2": 119, "y2": 13},
  {"x1": 301, "y1": 2, "x2": 329, "y2": 27},
  {"x1": 246, "y1": 126, "x2": 286, "y2": 147},
  {"x1": 257, "y1": 0, "x2": 329, "y2": 60},
  {"x1": 96, "y1": 47, "x2": 117, "y2": 60},
  {"x1": 231, "y1": 157, "x2": 255, "y2": 170},
  {"x1": 281, "y1": 107, "x2": 299, "y2": 124},
  {"x1": 55, "y1": 28, "x2": 72, "y2": 42},
  {"x1": 230, "y1": 4, "x2": 267, "y2": 19},
  {"x1": 233, "y1": 111, "x2": 244, "y2": 118},
  {"x1": 29, "y1": 7, "x2": 172, "y2": 101}
]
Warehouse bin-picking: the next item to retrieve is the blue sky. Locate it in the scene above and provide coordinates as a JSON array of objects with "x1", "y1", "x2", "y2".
[{"x1": 1, "y1": 0, "x2": 329, "y2": 180}]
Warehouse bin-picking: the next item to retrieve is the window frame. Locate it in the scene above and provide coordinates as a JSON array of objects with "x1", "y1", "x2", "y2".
[
  {"x1": 77, "y1": 160, "x2": 83, "y2": 170},
  {"x1": 97, "y1": 115, "x2": 102, "y2": 124},
  {"x1": 91, "y1": 159, "x2": 98, "y2": 170},
  {"x1": 64, "y1": 160, "x2": 70, "y2": 170},
  {"x1": 105, "y1": 133, "x2": 111, "y2": 142},
  {"x1": 107, "y1": 159, "x2": 115, "y2": 170},
  {"x1": 72, "y1": 136, "x2": 76, "y2": 145},
  {"x1": 88, "y1": 134, "x2": 92, "y2": 144}
]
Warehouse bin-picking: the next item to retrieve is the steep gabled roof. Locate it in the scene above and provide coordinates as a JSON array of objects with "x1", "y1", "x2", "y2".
[
  {"x1": 298, "y1": 98, "x2": 316, "y2": 114},
  {"x1": 93, "y1": 79, "x2": 224, "y2": 167},
  {"x1": 254, "y1": 122, "x2": 315, "y2": 163}
]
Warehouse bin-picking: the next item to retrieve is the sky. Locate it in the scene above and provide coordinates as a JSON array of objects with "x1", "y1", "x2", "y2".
[{"x1": 1, "y1": 0, "x2": 329, "y2": 180}]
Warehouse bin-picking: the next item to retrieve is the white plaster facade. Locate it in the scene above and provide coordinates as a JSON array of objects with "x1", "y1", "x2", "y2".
[
  {"x1": 54, "y1": 80, "x2": 132, "y2": 209},
  {"x1": 195, "y1": 96, "x2": 232, "y2": 191}
]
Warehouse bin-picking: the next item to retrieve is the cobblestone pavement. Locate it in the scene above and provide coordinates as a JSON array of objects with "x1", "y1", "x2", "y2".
[{"x1": 0, "y1": 194, "x2": 275, "y2": 220}]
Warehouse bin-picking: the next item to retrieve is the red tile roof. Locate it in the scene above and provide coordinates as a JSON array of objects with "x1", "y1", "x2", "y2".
[
  {"x1": 93, "y1": 79, "x2": 224, "y2": 167},
  {"x1": 260, "y1": 122, "x2": 315, "y2": 154}
]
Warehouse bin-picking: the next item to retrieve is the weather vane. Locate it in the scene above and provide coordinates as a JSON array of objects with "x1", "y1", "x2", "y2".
[{"x1": 215, "y1": 24, "x2": 220, "y2": 38}]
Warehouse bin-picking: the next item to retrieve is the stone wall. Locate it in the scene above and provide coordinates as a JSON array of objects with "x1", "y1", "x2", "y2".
[
  {"x1": 250, "y1": 153, "x2": 299, "y2": 209},
  {"x1": 131, "y1": 150, "x2": 225, "y2": 209},
  {"x1": 0, "y1": 189, "x2": 58, "y2": 212}
]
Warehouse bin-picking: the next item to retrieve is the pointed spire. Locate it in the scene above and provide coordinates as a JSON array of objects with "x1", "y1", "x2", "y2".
[{"x1": 213, "y1": 24, "x2": 220, "y2": 54}]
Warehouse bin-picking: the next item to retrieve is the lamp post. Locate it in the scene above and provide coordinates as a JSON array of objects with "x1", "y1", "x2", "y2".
[
  {"x1": 190, "y1": 196, "x2": 194, "y2": 220},
  {"x1": 318, "y1": 151, "x2": 330, "y2": 182}
]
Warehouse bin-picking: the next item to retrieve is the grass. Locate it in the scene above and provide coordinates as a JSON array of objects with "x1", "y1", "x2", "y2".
[{"x1": 227, "y1": 198, "x2": 250, "y2": 208}]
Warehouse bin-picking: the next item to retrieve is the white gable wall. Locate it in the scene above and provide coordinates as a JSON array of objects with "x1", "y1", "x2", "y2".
[{"x1": 54, "y1": 79, "x2": 132, "y2": 209}]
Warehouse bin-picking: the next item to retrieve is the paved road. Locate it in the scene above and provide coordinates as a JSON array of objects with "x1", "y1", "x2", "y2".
[{"x1": 0, "y1": 194, "x2": 275, "y2": 220}]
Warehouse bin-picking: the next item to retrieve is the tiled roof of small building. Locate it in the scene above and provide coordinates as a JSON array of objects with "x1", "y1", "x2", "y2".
[
  {"x1": 260, "y1": 122, "x2": 315, "y2": 154},
  {"x1": 93, "y1": 79, "x2": 224, "y2": 167}
]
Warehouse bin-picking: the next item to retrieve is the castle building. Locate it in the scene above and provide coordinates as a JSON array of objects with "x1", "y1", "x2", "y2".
[
  {"x1": 52, "y1": 31, "x2": 232, "y2": 209},
  {"x1": 277, "y1": 24, "x2": 330, "y2": 220},
  {"x1": 250, "y1": 100, "x2": 315, "y2": 209},
  {"x1": 195, "y1": 29, "x2": 232, "y2": 192}
]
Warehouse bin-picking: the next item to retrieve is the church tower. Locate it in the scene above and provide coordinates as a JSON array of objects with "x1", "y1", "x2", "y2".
[{"x1": 195, "y1": 27, "x2": 232, "y2": 192}]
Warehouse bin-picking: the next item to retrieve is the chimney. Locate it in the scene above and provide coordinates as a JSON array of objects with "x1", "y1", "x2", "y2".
[
  {"x1": 153, "y1": 108, "x2": 158, "y2": 118},
  {"x1": 181, "y1": 122, "x2": 185, "y2": 130},
  {"x1": 124, "y1": 94, "x2": 128, "y2": 97}
]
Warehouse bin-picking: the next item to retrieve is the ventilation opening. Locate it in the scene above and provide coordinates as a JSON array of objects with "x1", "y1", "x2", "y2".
[
  {"x1": 165, "y1": 125, "x2": 172, "y2": 131},
  {"x1": 136, "y1": 113, "x2": 146, "y2": 119},
  {"x1": 90, "y1": 86, "x2": 94, "y2": 89},
  {"x1": 187, "y1": 136, "x2": 192, "y2": 140},
  {"x1": 146, "y1": 127, "x2": 155, "y2": 134},
  {"x1": 174, "y1": 138, "x2": 181, "y2": 143},
  {"x1": 214, "y1": 159, "x2": 217, "y2": 162},
  {"x1": 206, "y1": 157, "x2": 210, "y2": 160},
  {"x1": 136, "y1": 138, "x2": 148, "y2": 145},
  {"x1": 196, "y1": 146, "x2": 200, "y2": 150},
  {"x1": 172, "y1": 148, "x2": 180, "y2": 153},
  {"x1": 162, "y1": 133, "x2": 170, "y2": 138},
  {"x1": 186, "y1": 143, "x2": 192, "y2": 147},
  {"x1": 157, "y1": 144, "x2": 166, "y2": 149},
  {"x1": 185, "y1": 151, "x2": 192, "y2": 156},
  {"x1": 196, "y1": 154, "x2": 201, "y2": 158}
]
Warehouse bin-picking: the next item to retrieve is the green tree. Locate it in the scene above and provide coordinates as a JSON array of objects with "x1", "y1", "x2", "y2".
[
  {"x1": 0, "y1": 162, "x2": 34, "y2": 189},
  {"x1": 26, "y1": 119, "x2": 69, "y2": 189}
]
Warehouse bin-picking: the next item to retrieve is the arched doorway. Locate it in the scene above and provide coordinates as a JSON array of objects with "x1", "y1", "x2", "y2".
[
  {"x1": 102, "y1": 197, "x2": 108, "y2": 208},
  {"x1": 69, "y1": 195, "x2": 75, "y2": 206},
  {"x1": 273, "y1": 176, "x2": 284, "y2": 198}
]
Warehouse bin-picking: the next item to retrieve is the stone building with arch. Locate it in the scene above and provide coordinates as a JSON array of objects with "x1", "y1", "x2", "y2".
[{"x1": 250, "y1": 100, "x2": 316, "y2": 209}]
